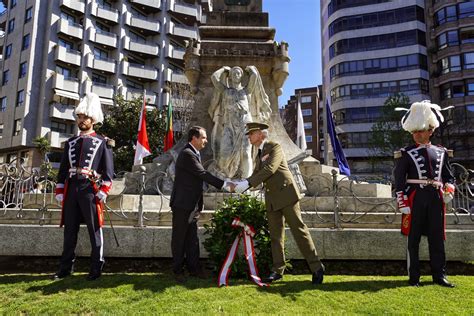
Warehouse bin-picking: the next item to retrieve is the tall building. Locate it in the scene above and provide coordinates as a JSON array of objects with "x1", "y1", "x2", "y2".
[
  {"x1": 280, "y1": 86, "x2": 324, "y2": 161},
  {"x1": 321, "y1": 1, "x2": 430, "y2": 174},
  {"x1": 426, "y1": 1, "x2": 474, "y2": 169},
  {"x1": 0, "y1": 0, "x2": 209, "y2": 167}
]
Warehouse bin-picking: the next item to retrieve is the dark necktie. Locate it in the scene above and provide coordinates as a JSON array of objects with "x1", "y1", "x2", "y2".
[{"x1": 258, "y1": 149, "x2": 262, "y2": 159}]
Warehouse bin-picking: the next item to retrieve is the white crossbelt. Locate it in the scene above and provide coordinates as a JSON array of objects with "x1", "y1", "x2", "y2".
[{"x1": 406, "y1": 179, "x2": 443, "y2": 188}]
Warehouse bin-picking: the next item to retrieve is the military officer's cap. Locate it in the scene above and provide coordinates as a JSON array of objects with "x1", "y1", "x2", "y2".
[{"x1": 245, "y1": 122, "x2": 269, "y2": 135}]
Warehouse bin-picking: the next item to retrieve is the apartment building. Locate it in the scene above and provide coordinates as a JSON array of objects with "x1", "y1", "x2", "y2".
[
  {"x1": 321, "y1": 0, "x2": 430, "y2": 174},
  {"x1": 280, "y1": 86, "x2": 324, "y2": 161},
  {"x1": 0, "y1": 0, "x2": 209, "y2": 167},
  {"x1": 425, "y1": 1, "x2": 474, "y2": 169}
]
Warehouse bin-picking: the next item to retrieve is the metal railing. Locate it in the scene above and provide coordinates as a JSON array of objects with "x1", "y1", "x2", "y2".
[{"x1": 1, "y1": 158, "x2": 473, "y2": 229}]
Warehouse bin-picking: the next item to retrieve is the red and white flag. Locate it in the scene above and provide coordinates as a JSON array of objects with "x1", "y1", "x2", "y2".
[{"x1": 133, "y1": 91, "x2": 151, "y2": 165}]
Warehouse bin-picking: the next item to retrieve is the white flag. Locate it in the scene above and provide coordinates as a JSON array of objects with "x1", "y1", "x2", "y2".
[{"x1": 296, "y1": 95, "x2": 307, "y2": 151}]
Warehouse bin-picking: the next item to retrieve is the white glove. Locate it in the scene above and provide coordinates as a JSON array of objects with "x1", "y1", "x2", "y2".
[
  {"x1": 55, "y1": 194, "x2": 64, "y2": 203},
  {"x1": 96, "y1": 190, "x2": 107, "y2": 202},
  {"x1": 223, "y1": 181, "x2": 234, "y2": 192},
  {"x1": 235, "y1": 180, "x2": 249, "y2": 194},
  {"x1": 443, "y1": 192, "x2": 454, "y2": 204}
]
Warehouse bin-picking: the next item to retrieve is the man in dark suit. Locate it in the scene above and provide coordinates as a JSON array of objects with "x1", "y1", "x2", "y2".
[
  {"x1": 234, "y1": 122, "x2": 324, "y2": 285},
  {"x1": 170, "y1": 126, "x2": 233, "y2": 283}
]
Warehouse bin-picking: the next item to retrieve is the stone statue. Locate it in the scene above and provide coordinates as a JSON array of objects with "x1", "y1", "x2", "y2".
[{"x1": 209, "y1": 65, "x2": 271, "y2": 178}]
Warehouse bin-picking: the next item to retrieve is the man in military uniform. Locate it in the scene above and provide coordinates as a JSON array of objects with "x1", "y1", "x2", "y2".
[
  {"x1": 394, "y1": 100, "x2": 455, "y2": 287},
  {"x1": 234, "y1": 122, "x2": 324, "y2": 285},
  {"x1": 53, "y1": 93, "x2": 114, "y2": 281}
]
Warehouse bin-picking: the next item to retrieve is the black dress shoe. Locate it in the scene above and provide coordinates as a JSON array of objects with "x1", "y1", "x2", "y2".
[
  {"x1": 434, "y1": 277, "x2": 455, "y2": 288},
  {"x1": 408, "y1": 280, "x2": 423, "y2": 287},
  {"x1": 174, "y1": 273, "x2": 187, "y2": 284},
  {"x1": 312, "y1": 268, "x2": 324, "y2": 285},
  {"x1": 51, "y1": 270, "x2": 71, "y2": 280},
  {"x1": 86, "y1": 271, "x2": 101, "y2": 281},
  {"x1": 264, "y1": 272, "x2": 282, "y2": 283}
]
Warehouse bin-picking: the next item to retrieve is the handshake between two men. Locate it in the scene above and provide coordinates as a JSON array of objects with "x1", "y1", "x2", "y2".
[{"x1": 223, "y1": 180, "x2": 250, "y2": 194}]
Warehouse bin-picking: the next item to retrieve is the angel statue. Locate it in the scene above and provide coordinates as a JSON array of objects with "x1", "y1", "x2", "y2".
[{"x1": 209, "y1": 65, "x2": 272, "y2": 179}]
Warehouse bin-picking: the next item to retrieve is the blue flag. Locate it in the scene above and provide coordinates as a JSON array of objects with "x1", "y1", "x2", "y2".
[{"x1": 326, "y1": 99, "x2": 351, "y2": 176}]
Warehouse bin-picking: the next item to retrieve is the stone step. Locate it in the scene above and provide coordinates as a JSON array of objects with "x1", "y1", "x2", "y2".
[
  {"x1": 0, "y1": 224, "x2": 472, "y2": 261},
  {"x1": 4, "y1": 208, "x2": 473, "y2": 230}
]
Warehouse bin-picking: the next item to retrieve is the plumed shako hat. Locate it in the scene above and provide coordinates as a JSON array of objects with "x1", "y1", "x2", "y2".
[
  {"x1": 395, "y1": 100, "x2": 452, "y2": 133},
  {"x1": 74, "y1": 92, "x2": 104, "y2": 124}
]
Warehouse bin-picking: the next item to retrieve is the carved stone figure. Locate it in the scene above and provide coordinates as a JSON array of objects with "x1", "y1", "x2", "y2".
[{"x1": 209, "y1": 65, "x2": 271, "y2": 178}]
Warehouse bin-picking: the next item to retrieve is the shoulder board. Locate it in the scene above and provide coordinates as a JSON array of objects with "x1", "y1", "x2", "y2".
[
  {"x1": 394, "y1": 151, "x2": 402, "y2": 159},
  {"x1": 447, "y1": 149, "x2": 454, "y2": 158}
]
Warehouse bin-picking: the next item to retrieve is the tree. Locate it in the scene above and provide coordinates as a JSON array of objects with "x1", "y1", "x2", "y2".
[
  {"x1": 96, "y1": 95, "x2": 167, "y2": 173},
  {"x1": 368, "y1": 93, "x2": 413, "y2": 173},
  {"x1": 32, "y1": 136, "x2": 56, "y2": 180}
]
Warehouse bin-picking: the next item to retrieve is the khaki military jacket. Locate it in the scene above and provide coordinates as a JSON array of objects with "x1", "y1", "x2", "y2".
[{"x1": 247, "y1": 141, "x2": 301, "y2": 211}]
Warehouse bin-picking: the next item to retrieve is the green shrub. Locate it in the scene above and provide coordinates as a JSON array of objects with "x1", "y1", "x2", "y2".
[{"x1": 203, "y1": 195, "x2": 272, "y2": 279}]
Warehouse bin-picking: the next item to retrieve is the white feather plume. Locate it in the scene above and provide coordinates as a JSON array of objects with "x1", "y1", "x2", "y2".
[{"x1": 74, "y1": 93, "x2": 104, "y2": 124}]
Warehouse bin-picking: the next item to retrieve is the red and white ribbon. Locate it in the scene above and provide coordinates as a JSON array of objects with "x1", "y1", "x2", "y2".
[{"x1": 218, "y1": 218, "x2": 269, "y2": 287}]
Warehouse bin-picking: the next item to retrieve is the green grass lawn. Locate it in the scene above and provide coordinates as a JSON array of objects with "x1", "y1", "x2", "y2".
[{"x1": 0, "y1": 273, "x2": 473, "y2": 315}]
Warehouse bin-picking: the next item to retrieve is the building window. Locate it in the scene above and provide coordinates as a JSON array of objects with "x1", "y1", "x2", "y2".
[
  {"x1": 93, "y1": 47, "x2": 108, "y2": 60},
  {"x1": 0, "y1": 97, "x2": 6, "y2": 112},
  {"x1": 16, "y1": 90, "x2": 25, "y2": 107},
  {"x1": 51, "y1": 121, "x2": 73, "y2": 134},
  {"x1": 301, "y1": 96, "x2": 312, "y2": 103},
  {"x1": 305, "y1": 135, "x2": 313, "y2": 143},
  {"x1": 60, "y1": 11, "x2": 76, "y2": 24},
  {"x1": 22, "y1": 34, "x2": 31, "y2": 50},
  {"x1": 58, "y1": 38, "x2": 74, "y2": 50},
  {"x1": 304, "y1": 122, "x2": 313, "y2": 129},
  {"x1": 56, "y1": 66, "x2": 73, "y2": 78},
  {"x1": 10, "y1": 0, "x2": 17, "y2": 8},
  {"x1": 8, "y1": 19, "x2": 15, "y2": 34},
  {"x1": 5, "y1": 44, "x2": 12, "y2": 60},
  {"x1": 13, "y1": 119, "x2": 22, "y2": 136},
  {"x1": 302, "y1": 109, "x2": 312, "y2": 116},
  {"x1": 92, "y1": 73, "x2": 107, "y2": 84},
  {"x1": 126, "y1": 79, "x2": 144, "y2": 90},
  {"x1": 2, "y1": 70, "x2": 10, "y2": 86},
  {"x1": 25, "y1": 7, "x2": 33, "y2": 23},
  {"x1": 19, "y1": 62, "x2": 27, "y2": 78}
]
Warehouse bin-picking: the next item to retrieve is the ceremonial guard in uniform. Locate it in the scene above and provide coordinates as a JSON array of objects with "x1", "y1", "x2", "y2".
[
  {"x1": 394, "y1": 100, "x2": 456, "y2": 287},
  {"x1": 53, "y1": 93, "x2": 114, "y2": 281},
  {"x1": 234, "y1": 122, "x2": 324, "y2": 285}
]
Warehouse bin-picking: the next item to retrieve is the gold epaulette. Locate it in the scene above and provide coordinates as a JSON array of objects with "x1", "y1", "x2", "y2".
[
  {"x1": 394, "y1": 150, "x2": 402, "y2": 159},
  {"x1": 447, "y1": 149, "x2": 454, "y2": 158},
  {"x1": 105, "y1": 137, "x2": 116, "y2": 148}
]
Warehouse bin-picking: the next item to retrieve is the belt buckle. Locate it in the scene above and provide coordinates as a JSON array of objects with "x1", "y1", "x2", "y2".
[
  {"x1": 426, "y1": 179, "x2": 435, "y2": 187},
  {"x1": 76, "y1": 167, "x2": 82, "y2": 174}
]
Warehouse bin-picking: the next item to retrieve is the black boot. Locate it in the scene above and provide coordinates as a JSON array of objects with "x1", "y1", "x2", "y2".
[
  {"x1": 87, "y1": 261, "x2": 104, "y2": 281},
  {"x1": 52, "y1": 266, "x2": 73, "y2": 280}
]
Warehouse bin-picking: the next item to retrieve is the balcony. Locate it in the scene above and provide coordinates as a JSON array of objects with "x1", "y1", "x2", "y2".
[
  {"x1": 165, "y1": 43, "x2": 185, "y2": 60},
  {"x1": 0, "y1": 31, "x2": 5, "y2": 46},
  {"x1": 0, "y1": 10, "x2": 7, "y2": 24},
  {"x1": 57, "y1": 19, "x2": 84, "y2": 40},
  {"x1": 86, "y1": 54, "x2": 116, "y2": 73},
  {"x1": 88, "y1": 28, "x2": 118, "y2": 48},
  {"x1": 166, "y1": 20, "x2": 197, "y2": 40},
  {"x1": 120, "y1": 86, "x2": 157, "y2": 105},
  {"x1": 49, "y1": 102, "x2": 75, "y2": 121},
  {"x1": 130, "y1": 0, "x2": 161, "y2": 11},
  {"x1": 168, "y1": 0, "x2": 199, "y2": 22},
  {"x1": 53, "y1": 74, "x2": 80, "y2": 93},
  {"x1": 91, "y1": 2, "x2": 119, "y2": 24},
  {"x1": 164, "y1": 68, "x2": 188, "y2": 84},
  {"x1": 59, "y1": 0, "x2": 85, "y2": 14},
  {"x1": 91, "y1": 82, "x2": 115, "y2": 101},
  {"x1": 122, "y1": 36, "x2": 159, "y2": 57},
  {"x1": 54, "y1": 45, "x2": 81, "y2": 67},
  {"x1": 121, "y1": 61, "x2": 158, "y2": 80},
  {"x1": 47, "y1": 131, "x2": 73, "y2": 149},
  {"x1": 124, "y1": 12, "x2": 160, "y2": 35}
]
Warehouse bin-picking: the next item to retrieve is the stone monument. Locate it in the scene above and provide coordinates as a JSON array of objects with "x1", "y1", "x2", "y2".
[{"x1": 140, "y1": 0, "x2": 306, "y2": 193}]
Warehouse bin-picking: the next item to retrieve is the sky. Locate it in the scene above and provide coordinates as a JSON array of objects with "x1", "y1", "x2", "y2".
[
  {"x1": 263, "y1": 0, "x2": 321, "y2": 107},
  {"x1": 0, "y1": 1, "x2": 321, "y2": 107}
]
